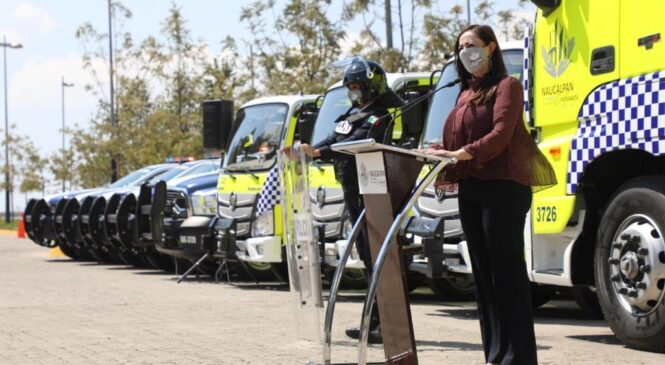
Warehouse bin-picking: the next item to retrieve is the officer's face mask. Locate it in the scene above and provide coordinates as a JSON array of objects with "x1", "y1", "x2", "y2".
[
  {"x1": 459, "y1": 45, "x2": 490, "y2": 74},
  {"x1": 348, "y1": 89, "x2": 363, "y2": 103}
]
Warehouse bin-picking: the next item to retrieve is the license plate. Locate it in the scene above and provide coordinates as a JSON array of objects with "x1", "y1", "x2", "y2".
[{"x1": 179, "y1": 235, "x2": 197, "y2": 245}]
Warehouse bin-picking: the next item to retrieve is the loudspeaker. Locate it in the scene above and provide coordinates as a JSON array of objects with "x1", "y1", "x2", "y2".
[
  {"x1": 400, "y1": 91, "x2": 425, "y2": 137},
  {"x1": 202, "y1": 100, "x2": 234, "y2": 150},
  {"x1": 297, "y1": 109, "x2": 318, "y2": 145}
]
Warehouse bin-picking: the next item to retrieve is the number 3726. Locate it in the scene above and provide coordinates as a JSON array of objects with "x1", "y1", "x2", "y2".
[{"x1": 535, "y1": 206, "x2": 557, "y2": 222}]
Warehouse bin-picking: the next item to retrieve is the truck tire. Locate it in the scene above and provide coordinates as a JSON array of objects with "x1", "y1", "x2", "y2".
[
  {"x1": 244, "y1": 261, "x2": 278, "y2": 282},
  {"x1": 429, "y1": 274, "x2": 475, "y2": 301},
  {"x1": 340, "y1": 269, "x2": 367, "y2": 289},
  {"x1": 56, "y1": 240, "x2": 79, "y2": 260},
  {"x1": 571, "y1": 285, "x2": 603, "y2": 319},
  {"x1": 595, "y1": 175, "x2": 665, "y2": 353}
]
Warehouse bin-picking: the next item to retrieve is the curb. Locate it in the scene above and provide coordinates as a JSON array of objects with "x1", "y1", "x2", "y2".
[{"x1": 49, "y1": 247, "x2": 65, "y2": 258}]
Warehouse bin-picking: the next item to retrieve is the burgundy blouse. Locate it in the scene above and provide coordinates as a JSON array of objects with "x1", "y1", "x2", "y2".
[{"x1": 436, "y1": 76, "x2": 556, "y2": 189}]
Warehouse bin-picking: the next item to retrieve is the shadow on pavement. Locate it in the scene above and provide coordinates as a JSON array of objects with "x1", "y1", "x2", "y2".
[
  {"x1": 429, "y1": 304, "x2": 608, "y2": 327},
  {"x1": 567, "y1": 334, "x2": 623, "y2": 346}
]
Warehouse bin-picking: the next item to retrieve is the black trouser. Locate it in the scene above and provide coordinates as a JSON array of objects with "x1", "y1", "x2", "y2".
[
  {"x1": 343, "y1": 185, "x2": 380, "y2": 329},
  {"x1": 458, "y1": 178, "x2": 537, "y2": 365}
]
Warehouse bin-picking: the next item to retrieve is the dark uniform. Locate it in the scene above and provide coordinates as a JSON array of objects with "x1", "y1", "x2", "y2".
[
  {"x1": 312, "y1": 58, "x2": 403, "y2": 341},
  {"x1": 314, "y1": 103, "x2": 391, "y2": 271}
]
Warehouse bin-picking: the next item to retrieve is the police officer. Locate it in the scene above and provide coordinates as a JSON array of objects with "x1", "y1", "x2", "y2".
[{"x1": 299, "y1": 58, "x2": 403, "y2": 343}]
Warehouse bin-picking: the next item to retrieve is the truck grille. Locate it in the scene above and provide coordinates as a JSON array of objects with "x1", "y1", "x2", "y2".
[
  {"x1": 415, "y1": 183, "x2": 463, "y2": 238},
  {"x1": 217, "y1": 192, "x2": 257, "y2": 237},
  {"x1": 310, "y1": 186, "x2": 346, "y2": 239},
  {"x1": 165, "y1": 190, "x2": 189, "y2": 219}
]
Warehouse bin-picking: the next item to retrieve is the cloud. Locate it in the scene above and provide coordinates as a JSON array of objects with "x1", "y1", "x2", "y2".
[
  {"x1": 10, "y1": 52, "x2": 103, "y2": 110},
  {"x1": 13, "y1": 2, "x2": 56, "y2": 34}
]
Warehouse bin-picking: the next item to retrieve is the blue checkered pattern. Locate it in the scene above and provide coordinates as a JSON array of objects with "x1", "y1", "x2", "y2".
[
  {"x1": 523, "y1": 25, "x2": 533, "y2": 124},
  {"x1": 256, "y1": 164, "x2": 280, "y2": 215},
  {"x1": 568, "y1": 71, "x2": 665, "y2": 193}
]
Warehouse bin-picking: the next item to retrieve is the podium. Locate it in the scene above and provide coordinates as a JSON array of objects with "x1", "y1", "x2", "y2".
[{"x1": 324, "y1": 139, "x2": 452, "y2": 365}]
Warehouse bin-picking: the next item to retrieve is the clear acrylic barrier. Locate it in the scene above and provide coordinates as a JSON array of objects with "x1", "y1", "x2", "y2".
[{"x1": 278, "y1": 146, "x2": 324, "y2": 345}]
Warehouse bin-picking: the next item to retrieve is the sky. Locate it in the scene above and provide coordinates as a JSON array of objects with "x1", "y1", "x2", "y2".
[{"x1": 1, "y1": 0, "x2": 535, "y2": 211}]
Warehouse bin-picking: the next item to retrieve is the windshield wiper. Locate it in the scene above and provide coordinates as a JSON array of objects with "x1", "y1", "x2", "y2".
[{"x1": 225, "y1": 166, "x2": 259, "y2": 180}]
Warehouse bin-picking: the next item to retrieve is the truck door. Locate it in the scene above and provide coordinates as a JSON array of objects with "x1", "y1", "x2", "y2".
[
  {"x1": 528, "y1": 1, "x2": 620, "y2": 286},
  {"x1": 533, "y1": 0, "x2": 620, "y2": 130},
  {"x1": 619, "y1": 0, "x2": 665, "y2": 78}
]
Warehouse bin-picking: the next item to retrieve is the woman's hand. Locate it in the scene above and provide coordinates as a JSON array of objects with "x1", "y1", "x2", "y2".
[{"x1": 421, "y1": 148, "x2": 473, "y2": 161}]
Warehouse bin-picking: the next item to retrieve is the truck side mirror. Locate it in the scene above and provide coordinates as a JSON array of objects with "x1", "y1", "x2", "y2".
[
  {"x1": 531, "y1": 0, "x2": 560, "y2": 16},
  {"x1": 297, "y1": 109, "x2": 318, "y2": 145},
  {"x1": 202, "y1": 99, "x2": 234, "y2": 151}
]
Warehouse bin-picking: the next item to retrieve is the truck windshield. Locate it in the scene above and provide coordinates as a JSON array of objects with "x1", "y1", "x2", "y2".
[
  {"x1": 310, "y1": 87, "x2": 357, "y2": 146},
  {"x1": 109, "y1": 167, "x2": 157, "y2": 188},
  {"x1": 421, "y1": 49, "x2": 523, "y2": 148},
  {"x1": 224, "y1": 103, "x2": 288, "y2": 172}
]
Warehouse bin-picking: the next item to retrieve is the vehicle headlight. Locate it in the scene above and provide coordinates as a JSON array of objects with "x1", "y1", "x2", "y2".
[
  {"x1": 191, "y1": 191, "x2": 217, "y2": 216},
  {"x1": 251, "y1": 209, "x2": 274, "y2": 237}
]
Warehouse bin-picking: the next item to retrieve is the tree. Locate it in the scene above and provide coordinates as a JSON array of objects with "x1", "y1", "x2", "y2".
[
  {"x1": 71, "y1": 2, "x2": 231, "y2": 187},
  {"x1": 1, "y1": 125, "x2": 47, "y2": 211},
  {"x1": 49, "y1": 147, "x2": 76, "y2": 192},
  {"x1": 240, "y1": 0, "x2": 345, "y2": 95}
]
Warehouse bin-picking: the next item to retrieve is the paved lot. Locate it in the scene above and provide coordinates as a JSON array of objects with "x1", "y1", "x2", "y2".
[{"x1": 1, "y1": 235, "x2": 663, "y2": 364}]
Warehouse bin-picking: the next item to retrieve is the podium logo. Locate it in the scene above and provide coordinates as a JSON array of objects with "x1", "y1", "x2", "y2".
[{"x1": 360, "y1": 162, "x2": 369, "y2": 187}]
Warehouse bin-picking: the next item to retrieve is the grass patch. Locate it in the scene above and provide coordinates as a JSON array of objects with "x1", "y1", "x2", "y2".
[{"x1": 0, "y1": 220, "x2": 19, "y2": 230}]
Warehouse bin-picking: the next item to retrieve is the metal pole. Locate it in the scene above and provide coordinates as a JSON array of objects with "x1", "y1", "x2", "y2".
[
  {"x1": 385, "y1": 0, "x2": 393, "y2": 49},
  {"x1": 467, "y1": 0, "x2": 472, "y2": 25},
  {"x1": 61, "y1": 77, "x2": 73, "y2": 192},
  {"x1": 323, "y1": 210, "x2": 366, "y2": 364},
  {"x1": 61, "y1": 77, "x2": 65, "y2": 192},
  {"x1": 108, "y1": 0, "x2": 118, "y2": 183},
  {"x1": 3, "y1": 35, "x2": 10, "y2": 223}
]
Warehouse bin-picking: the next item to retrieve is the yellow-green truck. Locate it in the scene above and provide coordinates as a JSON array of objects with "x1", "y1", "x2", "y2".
[
  {"x1": 216, "y1": 95, "x2": 318, "y2": 279},
  {"x1": 524, "y1": 0, "x2": 665, "y2": 352}
]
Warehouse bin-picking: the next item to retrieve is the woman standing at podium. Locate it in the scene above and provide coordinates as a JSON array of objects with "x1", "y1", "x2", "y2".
[{"x1": 423, "y1": 25, "x2": 555, "y2": 365}]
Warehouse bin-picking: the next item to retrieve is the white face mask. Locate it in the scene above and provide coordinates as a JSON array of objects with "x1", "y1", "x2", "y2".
[
  {"x1": 459, "y1": 46, "x2": 489, "y2": 74},
  {"x1": 348, "y1": 89, "x2": 363, "y2": 103}
]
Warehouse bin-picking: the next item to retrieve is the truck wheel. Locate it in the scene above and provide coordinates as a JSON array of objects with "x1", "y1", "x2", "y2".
[
  {"x1": 341, "y1": 269, "x2": 367, "y2": 289},
  {"x1": 56, "y1": 240, "x2": 79, "y2": 260},
  {"x1": 270, "y1": 262, "x2": 290, "y2": 283},
  {"x1": 595, "y1": 175, "x2": 665, "y2": 353},
  {"x1": 429, "y1": 274, "x2": 475, "y2": 301},
  {"x1": 244, "y1": 261, "x2": 278, "y2": 282},
  {"x1": 571, "y1": 285, "x2": 603, "y2": 319}
]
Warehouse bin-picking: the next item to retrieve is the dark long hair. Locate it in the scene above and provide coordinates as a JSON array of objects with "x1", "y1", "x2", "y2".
[{"x1": 454, "y1": 24, "x2": 507, "y2": 104}]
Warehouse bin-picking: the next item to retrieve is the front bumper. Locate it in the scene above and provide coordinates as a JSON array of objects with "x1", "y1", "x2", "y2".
[
  {"x1": 164, "y1": 216, "x2": 239, "y2": 260},
  {"x1": 323, "y1": 240, "x2": 366, "y2": 269},
  {"x1": 235, "y1": 236, "x2": 282, "y2": 263}
]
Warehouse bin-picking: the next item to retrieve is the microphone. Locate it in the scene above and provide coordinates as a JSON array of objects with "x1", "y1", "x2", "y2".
[{"x1": 374, "y1": 79, "x2": 461, "y2": 144}]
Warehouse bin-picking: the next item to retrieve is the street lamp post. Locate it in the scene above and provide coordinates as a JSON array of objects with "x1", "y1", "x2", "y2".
[
  {"x1": 467, "y1": 0, "x2": 472, "y2": 25},
  {"x1": 61, "y1": 77, "x2": 74, "y2": 192},
  {"x1": 1, "y1": 35, "x2": 23, "y2": 223},
  {"x1": 108, "y1": 0, "x2": 118, "y2": 183}
]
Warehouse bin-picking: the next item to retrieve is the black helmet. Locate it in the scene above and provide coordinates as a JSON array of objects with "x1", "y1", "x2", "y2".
[{"x1": 343, "y1": 58, "x2": 388, "y2": 104}]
